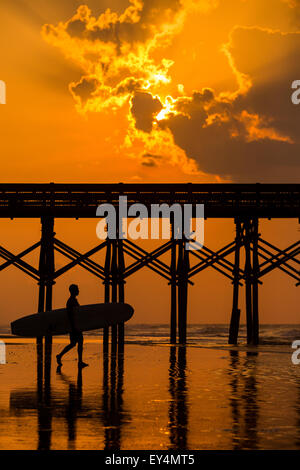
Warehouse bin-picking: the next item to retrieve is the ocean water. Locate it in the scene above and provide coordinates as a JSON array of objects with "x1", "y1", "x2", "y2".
[
  {"x1": 2, "y1": 323, "x2": 299, "y2": 346},
  {"x1": 117, "y1": 323, "x2": 300, "y2": 346},
  {"x1": 1, "y1": 324, "x2": 300, "y2": 450}
]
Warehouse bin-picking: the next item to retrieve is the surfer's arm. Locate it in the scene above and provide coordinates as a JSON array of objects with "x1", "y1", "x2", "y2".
[
  {"x1": 67, "y1": 306, "x2": 76, "y2": 332},
  {"x1": 66, "y1": 298, "x2": 80, "y2": 332}
]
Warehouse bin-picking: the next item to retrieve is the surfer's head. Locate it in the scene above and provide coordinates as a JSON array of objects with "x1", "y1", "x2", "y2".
[{"x1": 69, "y1": 284, "x2": 79, "y2": 296}]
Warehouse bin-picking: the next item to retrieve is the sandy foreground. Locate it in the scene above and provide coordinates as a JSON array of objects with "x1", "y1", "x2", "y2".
[{"x1": 0, "y1": 336, "x2": 299, "y2": 450}]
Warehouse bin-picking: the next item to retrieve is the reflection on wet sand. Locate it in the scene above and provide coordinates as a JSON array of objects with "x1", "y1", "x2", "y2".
[
  {"x1": 168, "y1": 346, "x2": 188, "y2": 449},
  {"x1": 38, "y1": 340, "x2": 53, "y2": 450},
  {"x1": 7, "y1": 340, "x2": 300, "y2": 450},
  {"x1": 9, "y1": 342, "x2": 130, "y2": 450},
  {"x1": 102, "y1": 349, "x2": 127, "y2": 449},
  {"x1": 56, "y1": 367, "x2": 83, "y2": 449},
  {"x1": 295, "y1": 377, "x2": 300, "y2": 448},
  {"x1": 227, "y1": 350, "x2": 259, "y2": 450},
  {"x1": 10, "y1": 343, "x2": 191, "y2": 450}
]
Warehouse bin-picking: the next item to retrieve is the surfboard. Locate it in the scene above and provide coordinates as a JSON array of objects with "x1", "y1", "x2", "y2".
[{"x1": 10, "y1": 302, "x2": 134, "y2": 337}]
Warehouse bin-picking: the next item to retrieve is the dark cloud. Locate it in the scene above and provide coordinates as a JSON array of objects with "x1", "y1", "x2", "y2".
[
  {"x1": 70, "y1": 76, "x2": 99, "y2": 101},
  {"x1": 66, "y1": 18, "x2": 87, "y2": 36},
  {"x1": 166, "y1": 108, "x2": 299, "y2": 179},
  {"x1": 114, "y1": 77, "x2": 145, "y2": 95},
  {"x1": 141, "y1": 153, "x2": 163, "y2": 166},
  {"x1": 157, "y1": 28, "x2": 300, "y2": 181},
  {"x1": 66, "y1": 18, "x2": 147, "y2": 47},
  {"x1": 65, "y1": 0, "x2": 182, "y2": 46},
  {"x1": 139, "y1": 0, "x2": 182, "y2": 24},
  {"x1": 131, "y1": 91, "x2": 162, "y2": 132},
  {"x1": 230, "y1": 28, "x2": 300, "y2": 142}
]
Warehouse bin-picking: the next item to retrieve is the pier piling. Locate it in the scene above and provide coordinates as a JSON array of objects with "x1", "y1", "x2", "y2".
[
  {"x1": 38, "y1": 217, "x2": 55, "y2": 367},
  {"x1": 228, "y1": 219, "x2": 242, "y2": 344}
]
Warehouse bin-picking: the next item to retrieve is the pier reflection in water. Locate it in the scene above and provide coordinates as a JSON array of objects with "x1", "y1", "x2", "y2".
[
  {"x1": 168, "y1": 346, "x2": 188, "y2": 449},
  {"x1": 5, "y1": 339, "x2": 300, "y2": 450},
  {"x1": 9, "y1": 343, "x2": 191, "y2": 450},
  {"x1": 227, "y1": 350, "x2": 259, "y2": 450},
  {"x1": 9, "y1": 341, "x2": 130, "y2": 450},
  {"x1": 102, "y1": 347, "x2": 126, "y2": 450}
]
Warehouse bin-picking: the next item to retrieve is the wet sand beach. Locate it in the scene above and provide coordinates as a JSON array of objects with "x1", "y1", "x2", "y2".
[{"x1": 1, "y1": 329, "x2": 300, "y2": 450}]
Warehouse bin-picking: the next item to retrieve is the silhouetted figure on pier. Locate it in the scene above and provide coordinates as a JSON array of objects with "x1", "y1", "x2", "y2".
[{"x1": 56, "y1": 284, "x2": 88, "y2": 369}]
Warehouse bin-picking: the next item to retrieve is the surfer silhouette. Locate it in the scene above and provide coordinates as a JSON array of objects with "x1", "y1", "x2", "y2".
[{"x1": 56, "y1": 284, "x2": 88, "y2": 369}]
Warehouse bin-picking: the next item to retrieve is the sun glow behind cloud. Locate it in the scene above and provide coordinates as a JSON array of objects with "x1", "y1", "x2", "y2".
[{"x1": 41, "y1": 0, "x2": 300, "y2": 181}]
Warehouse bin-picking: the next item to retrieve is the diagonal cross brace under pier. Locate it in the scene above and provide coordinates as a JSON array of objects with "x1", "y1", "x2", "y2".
[
  {"x1": 255, "y1": 239, "x2": 300, "y2": 282},
  {"x1": 256, "y1": 247, "x2": 300, "y2": 283},
  {"x1": 0, "y1": 243, "x2": 40, "y2": 280},
  {"x1": 238, "y1": 238, "x2": 300, "y2": 285},
  {"x1": 123, "y1": 239, "x2": 173, "y2": 281},
  {"x1": 188, "y1": 242, "x2": 249, "y2": 284},
  {"x1": 53, "y1": 238, "x2": 106, "y2": 280}
]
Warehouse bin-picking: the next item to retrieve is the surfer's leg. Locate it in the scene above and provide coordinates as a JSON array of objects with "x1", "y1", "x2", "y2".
[
  {"x1": 77, "y1": 335, "x2": 83, "y2": 362},
  {"x1": 59, "y1": 342, "x2": 76, "y2": 357},
  {"x1": 77, "y1": 333, "x2": 88, "y2": 367},
  {"x1": 56, "y1": 337, "x2": 76, "y2": 364}
]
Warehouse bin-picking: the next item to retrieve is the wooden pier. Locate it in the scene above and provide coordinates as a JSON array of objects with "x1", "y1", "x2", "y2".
[{"x1": 0, "y1": 183, "x2": 299, "y2": 352}]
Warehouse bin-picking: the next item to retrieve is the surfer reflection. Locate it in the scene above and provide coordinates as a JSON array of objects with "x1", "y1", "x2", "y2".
[
  {"x1": 56, "y1": 284, "x2": 88, "y2": 369},
  {"x1": 56, "y1": 367, "x2": 83, "y2": 449}
]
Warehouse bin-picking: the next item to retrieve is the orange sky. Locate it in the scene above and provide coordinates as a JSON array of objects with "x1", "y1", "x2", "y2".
[{"x1": 0, "y1": 0, "x2": 299, "y2": 325}]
